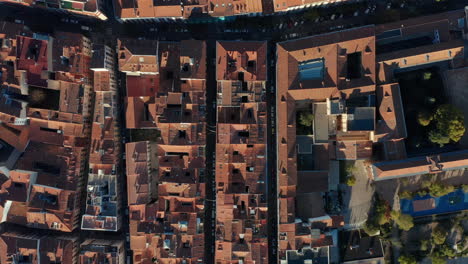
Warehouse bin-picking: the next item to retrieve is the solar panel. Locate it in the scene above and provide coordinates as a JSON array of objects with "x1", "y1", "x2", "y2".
[{"x1": 298, "y1": 59, "x2": 324, "y2": 81}]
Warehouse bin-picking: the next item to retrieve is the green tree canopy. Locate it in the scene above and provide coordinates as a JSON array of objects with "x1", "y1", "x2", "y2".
[
  {"x1": 437, "y1": 244, "x2": 456, "y2": 258},
  {"x1": 430, "y1": 254, "x2": 447, "y2": 264},
  {"x1": 298, "y1": 111, "x2": 314, "y2": 127},
  {"x1": 346, "y1": 175, "x2": 356, "y2": 186},
  {"x1": 363, "y1": 221, "x2": 380, "y2": 236},
  {"x1": 373, "y1": 200, "x2": 391, "y2": 226},
  {"x1": 418, "y1": 110, "x2": 433, "y2": 126},
  {"x1": 398, "y1": 255, "x2": 417, "y2": 264},
  {"x1": 432, "y1": 226, "x2": 448, "y2": 245},
  {"x1": 399, "y1": 190, "x2": 413, "y2": 200},
  {"x1": 29, "y1": 88, "x2": 46, "y2": 104},
  {"x1": 420, "y1": 239, "x2": 430, "y2": 252},
  {"x1": 423, "y1": 72, "x2": 433, "y2": 80},
  {"x1": 428, "y1": 183, "x2": 455, "y2": 197},
  {"x1": 376, "y1": 211, "x2": 390, "y2": 225},
  {"x1": 345, "y1": 163, "x2": 357, "y2": 175},
  {"x1": 429, "y1": 104, "x2": 465, "y2": 146},
  {"x1": 391, "y1": 211, "x2": 414, "y2": 231}
]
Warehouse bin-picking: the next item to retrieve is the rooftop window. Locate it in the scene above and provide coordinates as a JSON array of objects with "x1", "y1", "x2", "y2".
[
  {"x1": 34, "y1": 162, "x2": 60, "y2": 174},
  {"x1": 238, "y1": 131, "x2": 249, "y2": 137},
  {"x1": 238, "y1": 72, "x2": 244, "y2": 81},
  {"x1": 38, "y1": 193, "x2": 57, "y2": 205},
  {"x1": 178, "y1": 130, "x2": 186, "y2": 138},
  {"x1": 346, "y1": 52, "x2": 362, "y2": 79},
  {"x1": 166, "y1": 71, "x2": 173, "y2": 80},
  {"x1": 298, "y1": 59, "x2": 324, "y2": 81}
]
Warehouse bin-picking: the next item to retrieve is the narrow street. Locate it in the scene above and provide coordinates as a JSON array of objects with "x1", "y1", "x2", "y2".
[
  {"x1": 204, "y1": 36, "x2": 218, "y2": 264},
  {"x1": 266, "y1": 40, "x2": 279, "y2": 264}
]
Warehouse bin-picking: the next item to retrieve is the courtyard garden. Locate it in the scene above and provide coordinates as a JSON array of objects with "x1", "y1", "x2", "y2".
[
  {"x1": 396, "y1": 67, "x2": 465, "y2": 154},
  {"x1": 296, "y1": 108, "x2": 314, "y2": 135}
]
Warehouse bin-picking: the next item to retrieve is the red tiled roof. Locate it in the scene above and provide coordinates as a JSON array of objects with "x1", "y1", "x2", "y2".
[
  {"x1": 127, "y1": 74, "x2": 159, "y2": 97},
  {"x1": 372, "y1": 150, "x2": 468, "y2": 180},
  {"x1": 216, "y1": 41, "x2": 267, "y2": 81}
]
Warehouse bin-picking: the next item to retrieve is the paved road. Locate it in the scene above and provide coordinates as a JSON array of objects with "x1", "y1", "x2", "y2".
[
  {"x1": 266, "y1": 40, "x2": 279, "y2": 264},
  {"x1": 341, "y1": 160, "x2": 375, "y2": 230},
  {"x1": 204, "y1": 36, "x2": 218, "y2": 264}
]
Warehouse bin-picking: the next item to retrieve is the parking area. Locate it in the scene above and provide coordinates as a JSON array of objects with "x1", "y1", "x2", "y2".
[{"x1": 340, "y1": 160, "x2": 375, "y2": 229}]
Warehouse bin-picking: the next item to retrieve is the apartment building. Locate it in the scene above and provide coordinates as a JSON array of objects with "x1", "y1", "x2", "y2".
[
  {"x1": 276, "y1": 10, "x2": 466, "y2": 262},
  {"x1": 0, "y1": 23, "x2": 93, "y2": 232},
  {"x1": 0, "y1": 232, "x2": 78, "y2": 263},
  {"x1": 81, "y1": 43, "x2": 122, "y2": 232},
  {"x1": 79, "y1": 239, "x2": 125, "y2": 264},
  {"x1": 214, "y1": 41, "x2": 269, "y2": 264},
  {"x1": 113, "y1": 0, "x2": 265, "y2": 21},
  {"x1": 112, "y1": 0, "x2": 350, "y2": 20},
  {"x1": 0, "y1": 0, "x2": 108, "y2": 20},
  {"x1": 121, "y1": 39, "x2": 207, "y2": 264}
]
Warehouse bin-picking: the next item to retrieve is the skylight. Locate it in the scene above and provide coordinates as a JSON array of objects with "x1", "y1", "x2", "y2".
[{"x1": 298, "y1": 59, "x2": 324, "y2": 81}]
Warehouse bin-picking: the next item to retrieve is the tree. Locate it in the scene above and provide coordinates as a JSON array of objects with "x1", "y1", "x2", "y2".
[
  {"x1": 430, "y1": 254, "x2": 447, "y2": 264},
  {"x1": 345, "y1": 163, "x2": 357, "y2": 176},
  {"x1": 391, "y1": 211, "x2": 414, "y2": 231},
  {"x1": 376, "y1": 211, "x2": 390, "y2": 225},
  {"x1": 346, "y1": 175, "x2": 356, "y2": 186},
  {"x1": 363, "y1": 221, "x2": 380, "y2": 236},
  {"x1": 398, "y1": 255, "x2": 417, "y2": 264},
  {"x1": 423, "y1": 72, "x2": 433, "y2": 80},
  {"x1": 429, "y1": 104, "x2": 465, "y2": 146},
  {"x1": 400, "y1": 177, "x2": 409, "y2": 186},
  {"x1": 416, "y1": 190, "x2": 428, "y2": 197},
  {"x1": 437, "y1": 244, "x2": 456, "y2": 258},
  {"x1": 432, "y1": 226, "x2": 448, "y2": 245},
  {"x1": 298, "y1": 111, "x2": 314, "y2": 127},
  {"x1": 420, "y1": 239, "x2": 430, "y2": 252},
  {"x1": 399, "y1": 190, "x2": 413, "y2": 199},
  {"x1": 462, "y1": 184, "x2": 468, "y2": 193},
  {"x1": 428, "y1": 183, "x2": 454, "y2": 197},
  {"x1": 429, "y1": 130, "x2": 450, "y2": 147},
  {"x1": 418, "y1": 110, "x2": 433, "y2": 126},
  {"x1": 374, "y1": 200, "x2": 391, "y2": 226},
  {"x1": 29, "y1": 88, "x2": 46, "y2": 104},
  {"x1": 422, "y1": 179, "x2": 433, "y2": 189}
]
